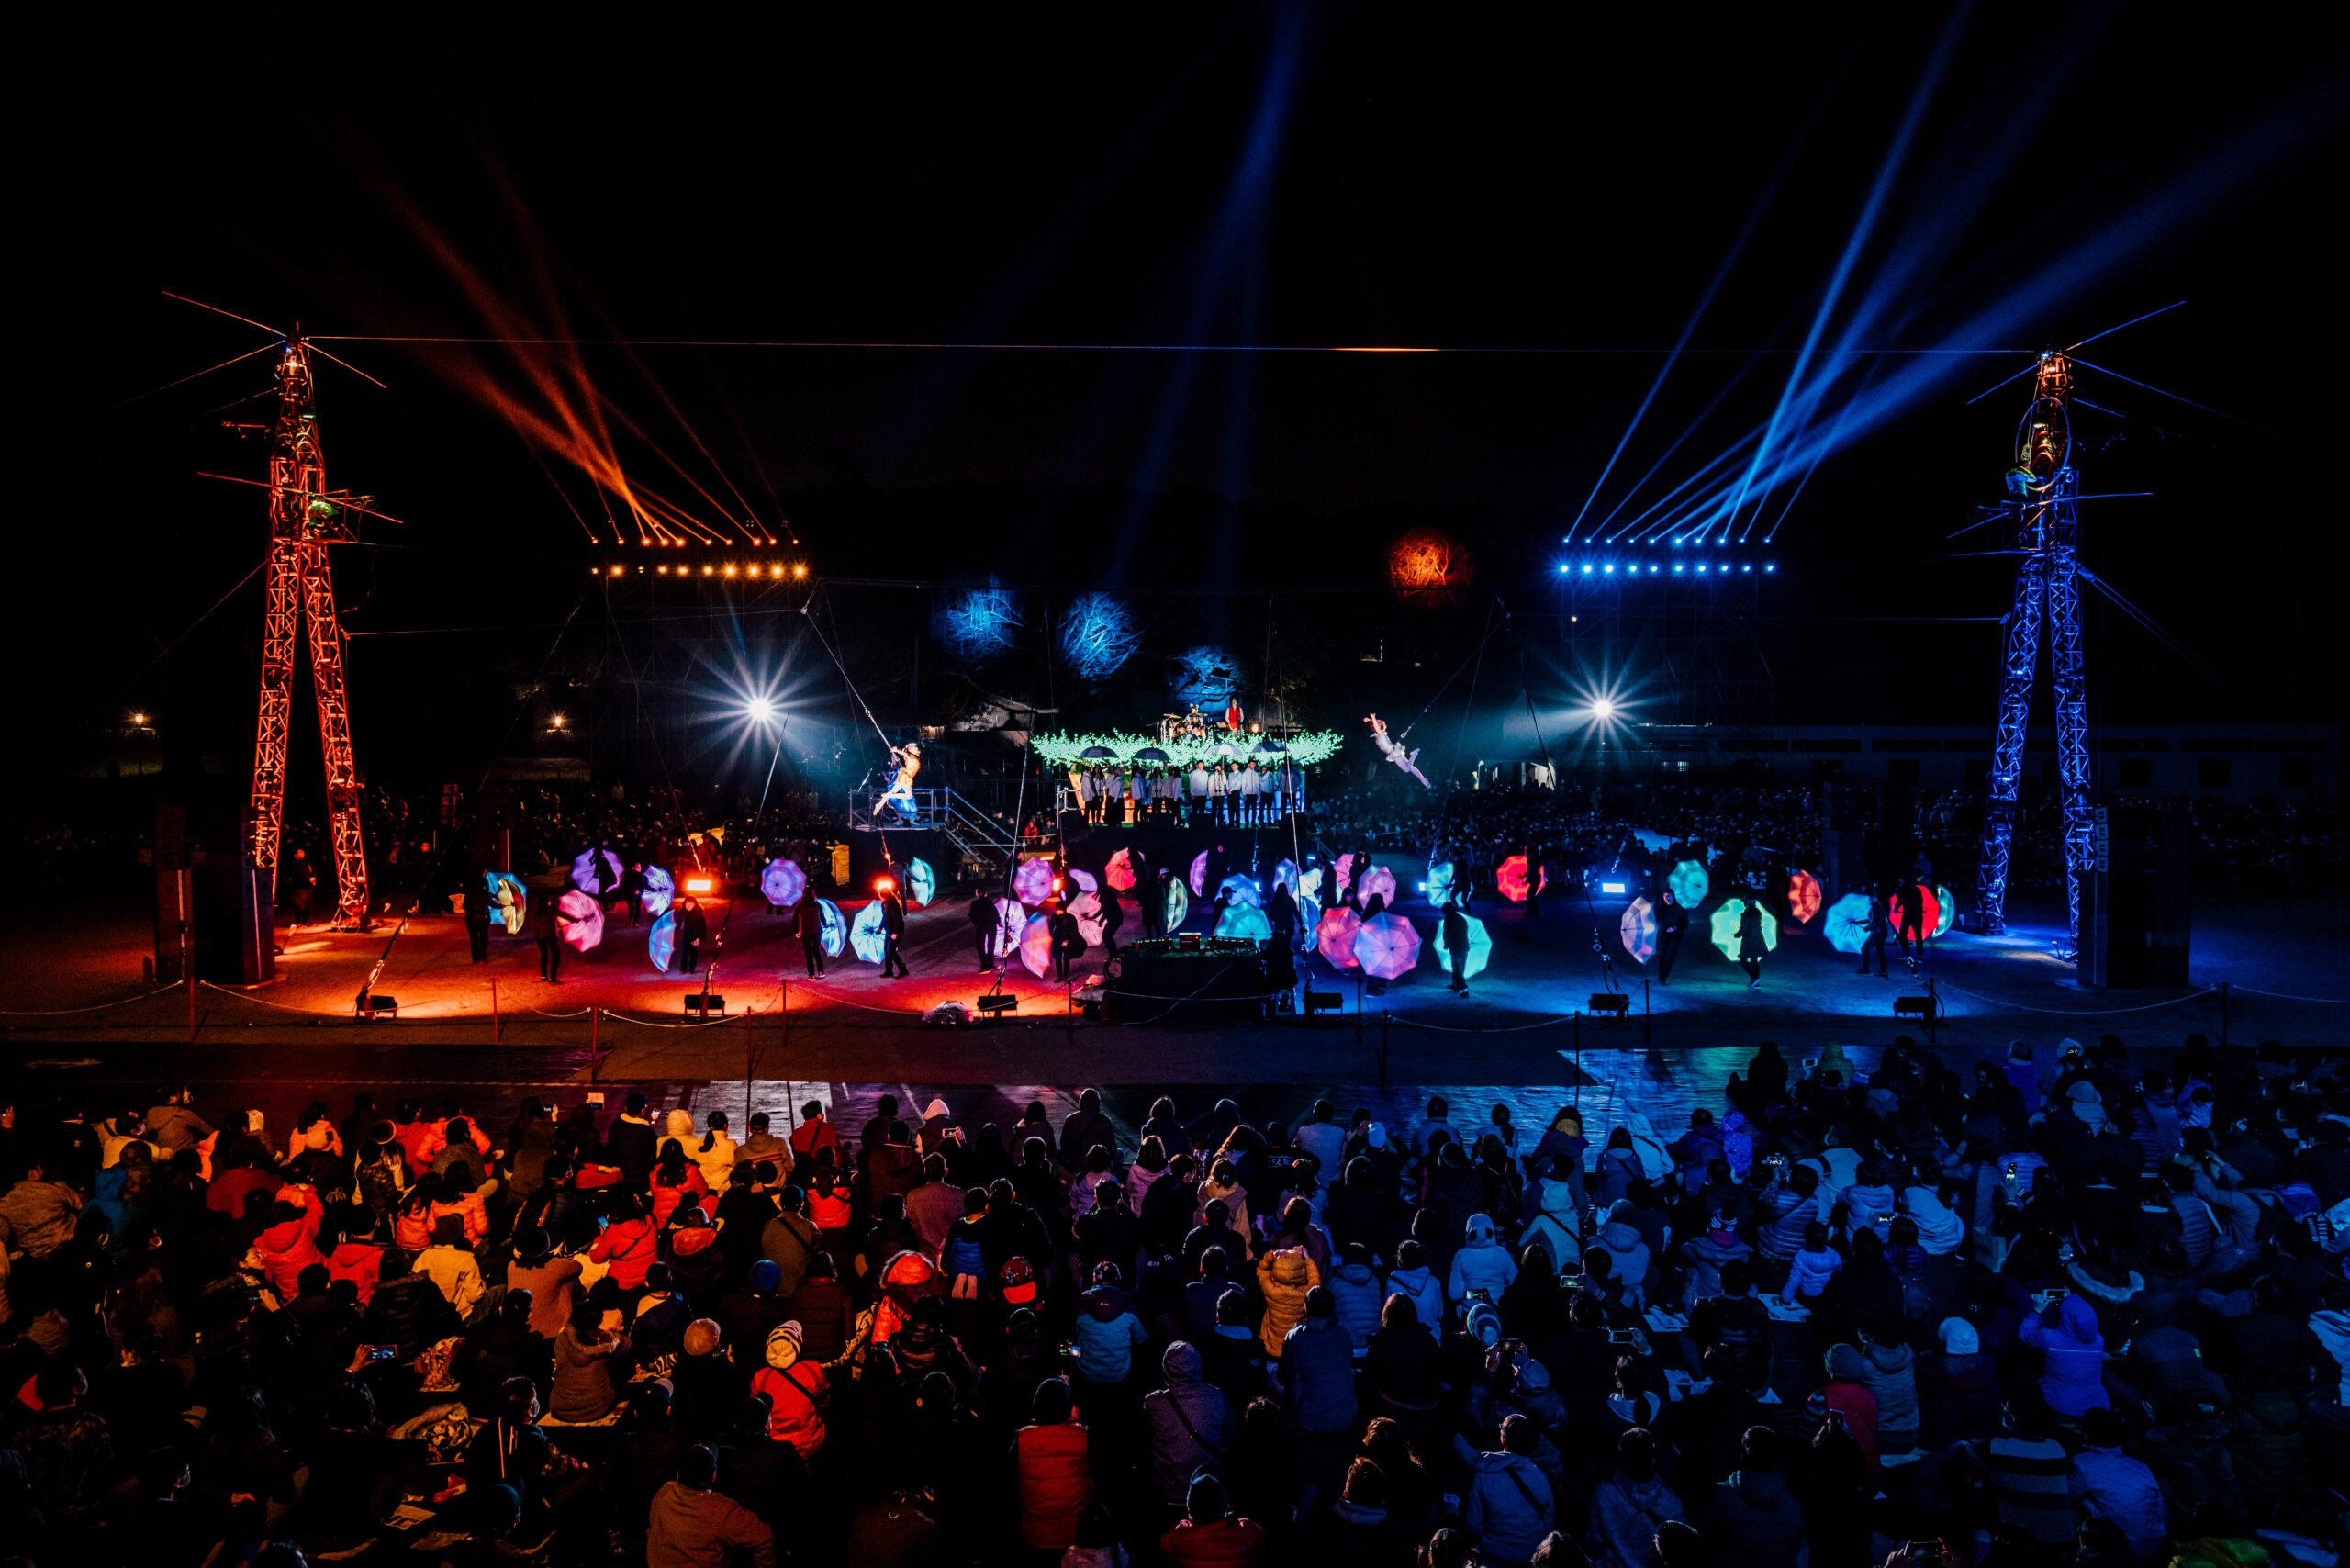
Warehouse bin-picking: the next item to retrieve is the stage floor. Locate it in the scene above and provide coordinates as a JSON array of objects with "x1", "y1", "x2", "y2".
[{"x1": 5, "y1": 859, "x2": 2345, "y2": 1079}]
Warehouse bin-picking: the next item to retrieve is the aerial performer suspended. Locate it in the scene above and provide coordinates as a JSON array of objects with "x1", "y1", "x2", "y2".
[
  {"x1": 880, "y1": 742, "x2": 923, "y2": 817},
  {"x1": 1366, "y1": 713, "x2": 1430, "y2": 788}
]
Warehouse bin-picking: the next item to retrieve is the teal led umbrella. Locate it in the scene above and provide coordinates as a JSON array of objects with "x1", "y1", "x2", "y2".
[
  {"x1": 1438, "y1": 913, "x2": 1493, "y2": 979},
  {"x1": 904, "y1": 857, "x2": 936, "y2": 908},
  {"x1": 816, "y1": 898, "x2": 845, "y2": 958},
  {"x1": 1667, "y1": 860, "x2": 1709, "y2": 909},
  {"x1": 1425, "y1": 861, "x2": 1456, "y2": 905},
  {"x1": 1708, "y1": 898, "x2": 1778, "y2": 959},
  {"x1": 1216, "y1": 902, "x2": 1273, "y2": 941},
  {"x1": 849, "y1": 901, "x2": 888, "y2": 963},
  {"x1": 1934, "y1": 884, "x2": 1957, "y2": 936}
]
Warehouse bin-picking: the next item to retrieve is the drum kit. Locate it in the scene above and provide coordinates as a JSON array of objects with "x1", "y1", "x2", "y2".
[{"x1": 1158, "y1": 705, "x2": 1214, "y2": 744}]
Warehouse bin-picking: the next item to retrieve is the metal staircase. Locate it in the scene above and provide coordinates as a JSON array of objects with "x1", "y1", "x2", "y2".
[{"x1": 846, "y1": 787, "x2": 1018, "y2": 882}]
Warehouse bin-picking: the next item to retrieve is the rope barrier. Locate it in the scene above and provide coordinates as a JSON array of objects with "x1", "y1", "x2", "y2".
[
  {"x1": 0, "y1": 986, "x2": 181, "y2": 1016},
  {"x1": 1930, "y1": 980, "x2": 2218, "y2": 1017},
  {"x1": 1389, "y1": 1012, "x2": 1591, "y2": 1034},
  {"x1": 2228, "y1": 984, "x2": 2350, "y2": 1006}
]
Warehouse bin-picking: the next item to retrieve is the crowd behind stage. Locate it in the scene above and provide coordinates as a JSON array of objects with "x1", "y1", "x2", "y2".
[{"x1": 4, "y1": 1036, "x2": 2350, "y2": 1567}]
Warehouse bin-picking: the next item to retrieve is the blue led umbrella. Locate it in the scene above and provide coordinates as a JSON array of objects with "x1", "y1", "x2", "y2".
[
  {"x1": 849, "y1": 902, "x2": 888, "y2": 963},
  {"x1": 1426, "y1": 861, "x2": 1456, "y2": 905},
  {"x1": 1215, "y1": 902, "x2": 1273, "y2": 941},
  {"x1": 1667, "y1": 860, "x2": 1709, "y2": 909},
  {"x1": 905, "y1": 857, "x2": 936, "y2": 908},
  {"x1": 1218, "y1": 873, "x2": 1262, "y2": 908},
  {"x1": 648, "y1": 909, "x2": 677, "y2": 972},
  {"x1": 816, "y1": 898, "x2": 846, "y2": 958},
  {"x1": 487, "y1": 872, "x2": 528, "y2": 935},
  {"x1": 1824, "y1": 892, "x2": 1873, "y2": 955}
]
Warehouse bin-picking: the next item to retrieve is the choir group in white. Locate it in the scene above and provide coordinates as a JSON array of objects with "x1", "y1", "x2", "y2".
[{"x1": 1068, "y1": 758, "x2": 1305, "y2": 825}]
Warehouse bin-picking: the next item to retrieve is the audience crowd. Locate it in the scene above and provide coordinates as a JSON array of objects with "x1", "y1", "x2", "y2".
[{"x1": 4, "y1": 1032, "x2": 2347, "y2": 1567}]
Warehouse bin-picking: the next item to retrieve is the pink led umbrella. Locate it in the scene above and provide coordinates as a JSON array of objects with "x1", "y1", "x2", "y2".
[
  {"x1": 1069, "y1": 890, "x2": 1107, "y2": 946},
  {"x1": 1619, "y1": 897, "x2": 1656, "y2": 963},
  {"x1": 1067, "y1": 868, "x2": 1098, "y2": 894},
  {"x1": 1017, "y1": 913, "x2": 1054, "y2": 979},
  {"x1": 558, "y1": 889, "x2": 604, "y2": 953},
  {"x1": 1190, "y1": 851, "x2": 1211, "y2": 896},
  {"x1": 1352, "y1": 912, "x2": 1422, "y2": 980},
  {"x1": 1334, "y1": 853, "x2": 1357, "y2": 898},
  {"x1": 1315, "y1": 907, "x2": 1362, "y2": 969},
  {"x1": 1357, "y1": 864, "x2": 1398, "y2": 907},
  {"x1": 990, "y1": 897, "x2": 1024, "y2": 958},
  {"x1": 1013, "y1": 857, "x2": 1055, "y2": 905},
  {"x1": 1104, "y1": 848, "x2": 1137, "y2": 890}
]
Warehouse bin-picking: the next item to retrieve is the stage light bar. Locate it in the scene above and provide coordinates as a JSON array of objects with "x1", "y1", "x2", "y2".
[
  {"x1": 1598, "y1": 879, "x2": 1628, "y2": 895},
  {"x1": 684, "y1": 877, "x2": 714, "y2": 894}
]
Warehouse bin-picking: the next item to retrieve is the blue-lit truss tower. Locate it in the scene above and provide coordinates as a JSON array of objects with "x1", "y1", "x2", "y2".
[{"x1": 1976, "y1": 352, "x2": 2093, "y2": 947}]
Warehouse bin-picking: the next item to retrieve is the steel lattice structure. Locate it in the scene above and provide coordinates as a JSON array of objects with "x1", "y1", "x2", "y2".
[
  {"x1": 246, "y1": 335, "x2": 371, "y2": 927},
  {"x1": 1976, "y1": 351, "x2": 2093, "y2": 948}
]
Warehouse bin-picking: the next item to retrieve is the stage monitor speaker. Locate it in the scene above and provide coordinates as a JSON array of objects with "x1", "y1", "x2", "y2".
[
  {"x1": 1894, "y1": 994, "x2": 1939, "y2": 1022},
  {"x1": 355, "y1": 991, "x2": 398, "y2": 1019},
  {"x1": 1587, "y1": 992, "x2": 1630, "y2": 1015},
  {"x1": 684, "y1": 993, "x2": 727, "y2": 1016},
  {"x1": 975, "y1": 992, "x2": 1020, "y2": 1014},
  {"x1": 1304, "y1": 990, "x2": 1342, "y2": 1015}
]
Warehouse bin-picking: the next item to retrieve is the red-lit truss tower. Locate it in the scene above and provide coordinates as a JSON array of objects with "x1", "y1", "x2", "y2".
[{"x1": 245, "y1": 333, "x2": 371, "y2": 932}]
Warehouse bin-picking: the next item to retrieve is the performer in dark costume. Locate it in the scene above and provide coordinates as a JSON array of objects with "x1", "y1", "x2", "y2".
[
  {"x1": 968, "y1": 889, "x2": 995, "y2": 972},
  {"x1": 797, "y1": 895, "x2": 827, "y2": 979},
  {"x1": 1442, "y1": 895, "x2": 1472, "y2": 994},
  {"x1": 1738, "y1": 900, "x2": 1767, "y2": 989},
  {"x1": 879, "y1": 885, "x2": 910, "y2": 978},
  {"x1": 1654, "y1": 890, "x2": 1687, "y2": 983},
  {"x1": 532, "y1": 886, "x2": 564, "y2": 983},
  {"x1": 1895, "y1": 880, "x2": 1929, "y2": 967},
  {"x1": 675, "y1": 896, "x2": 708, "y2": 974},
  {"x1": 464, "y1": 878, "x2": 491, "y2": 964},
  {"x1": 1857, "y1": 887, "x2": 1890, "y2": 978}
]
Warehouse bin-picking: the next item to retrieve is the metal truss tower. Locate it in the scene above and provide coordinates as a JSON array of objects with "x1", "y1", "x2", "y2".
[
  {"x1": 245, "y1": 333, "x2": 372, "y2": 931},
  {"x1": 1976, "y1": 351, "x2": 2093, "y2": 947}
]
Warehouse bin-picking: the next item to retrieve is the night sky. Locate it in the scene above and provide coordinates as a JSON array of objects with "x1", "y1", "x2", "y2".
[{"x1": 24, "y1": 10, "x2": 2348, "y2": 795}]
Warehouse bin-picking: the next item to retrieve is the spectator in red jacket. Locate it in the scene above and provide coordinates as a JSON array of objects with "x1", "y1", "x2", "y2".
[
  {"x1": 1161, "y1": 1466, "x2": 1267, "y2": 1566},
  {"x1": 1014, "y1": 1378, "x2": 1092, "y2": 1553},
  {"x1": 249, "y1": 1182, "x2": 326, "y2": 1300}
]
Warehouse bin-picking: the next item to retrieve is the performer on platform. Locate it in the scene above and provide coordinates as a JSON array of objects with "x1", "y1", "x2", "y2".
[
  {"x1": 1654, "y1": 889, "x2": 1686, "y2": 983},
  {"x1": 799, "y1": 894, "x2": 828, "y2": 979},
  {"x1": 879, "y1": 743, "x2": 923, "y2": 818},
  {"x1": 879, "y1": 882, "x2": 910, "y2": 979},
  {"x1": 1737, "y1": 899, "x2": 1767, "y2": 989},
  {"x1": 1857, "y1": 887, "x2": 1889, "y2": 978}
]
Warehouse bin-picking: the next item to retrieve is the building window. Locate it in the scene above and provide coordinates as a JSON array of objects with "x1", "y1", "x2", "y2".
[
  {"x1": 1886, "y1": 758, "x2": 1920, "y2": 784},
  {"x1": 2280, "y1": 757, "x2": 2313, "y2": 789},
  {"x1": 2199, "y1": 758, "x2": 2232, "y2": 788},
  {"x1": 2117, "y1": 759, "x2": 2153, "y2": 789}
]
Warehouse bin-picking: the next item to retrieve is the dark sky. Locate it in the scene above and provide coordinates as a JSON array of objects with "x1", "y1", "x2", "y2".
[{"x1": 23, "y1": 7, "x2": 2349, "y2": 787}]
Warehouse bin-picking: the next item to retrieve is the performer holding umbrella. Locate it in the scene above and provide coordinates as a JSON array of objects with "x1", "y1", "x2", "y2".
[
  {"x1": 1737, "y1": 898, "x2": 1767, "y2": 989},
  {"x1": 1654, "y1": 889, "x2": 1687, "y2": 984}
]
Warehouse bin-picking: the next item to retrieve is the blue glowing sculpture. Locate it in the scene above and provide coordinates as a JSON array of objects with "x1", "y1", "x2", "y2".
[
  {"x1": 1058, "y1": 592, "x2": 1139, "y2": 682},
  {"x1": 1169, "y1": 645, "x2": 1243, "y2": 709},
  {"x1": 936, "y1": 584, "x2": 1024, "y2": 663}
]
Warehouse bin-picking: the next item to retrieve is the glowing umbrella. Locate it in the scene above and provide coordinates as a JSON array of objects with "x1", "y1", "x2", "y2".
[
  {"x1": 1315, "y1": 907, "x2": 1363, "y2": 969},
  {"x1": 1272, "y1": 858, "x2": 1301, "y2": 892},
  {"x1": 1067, "y1": 867, "x2": 1098, "y2": 894},
  {"x1": 1295, "y1": 891, "x2": 1322, "y2": 940},
  {"x1": 1886, "y1": 884, "x2": 1942, "y2": 940},
  {"x1": 1189, "y1": 851, "x2": 1211, "y2": 896},
  {"x1": 1013, "y1": 857, "x2": 1055, "y2": 905},
  {"x1": 1620, "y1": 897, "x2": 1657, "y2": 963},
  {"x1": 1357, "y1": 864, "x2": 1398, "y2": 907},
  {"x1": 1017, "y1": 913, "x2": 1054, "y2": 979},
  {"x1": 1135, "y1": 746, "x2": 1171, "y2": 763},
  {"x1": 1434, "y1": 913, "x2": 1494, "y2": 979},
  {"x1": 1299, "y1": 866, "x2": 1324, "y2": 901},
  {"x1": 1667, "y1": 859, "x2": 1709, "y2": 909},
  {"x1": 991, "y1": 897, "x2": 1024, "y2": 957},
  {"x1": 642, "y1": 865, "x2": 677, "y2": 919},
  {"x1": 1334, "y1": 853, "x2": 1357, "y2": 897},
  {"x1": 1426, "y1": 861, "x2": 1456, "y2": 905},
  {"x1": 1631, "y1": 828, "x2": 1672, "y2": 854},
  {"x1": 557, "y1": 889, "x2": 604, "y2": 953},
  {"x1": 487, "y1": 873, "x2": 528, "y2": 935},
  {"x1": 648, "y1": 909, "x2": 677, "y2": 972},
  {"x1": 816, "y1": 898, "x2": 846, "y2": 958},
  {"x1": 1824, "y1": 893, "x2": 1873, "y2": 955},
  {"x1": 1495, "y1": 855, "x2": 1546, "y2": 903},
  {"x1": 760, "y1": 858, "x2": 806, "y2": 908},
  {"x1": 1709, "y1": 898, "x2": 1779, "y2": 960},
  {"x1": 1786, "y1": 869, "x2": 1822, "y2": 925},
  {"x1": 1216, "y1": 902, "x2": 1273, "y2": 941},
  {"x1": 1079, "y1": 745, "x2": 1114, "y2": 759},
  {"x1": 571, "y1": 848, "x2": 622, "y2": 897},
  {"x1": 1160, "y1": 879, "x2": 1190, "y2": 933},
  {"x1": 844, "y1": 902, "x2": 884, "y2": 963},
  {"x1": 1218, "y1": 873, "x2": 1262, "y2": 908},
  {"x1": 1352, "y1": 912, "x2": 1422, "y2": 980},
  {"x1": 1105, "y1": 848, "x2": 1137, "y2": 890},
  {"x1": 1069, "y1": 890, "x2": 1107, "y2": 946},
  {"x1": 1934, "y1": 884, "x2": 1956, "y2": 937},
  {"x1": 905, "y1": 857, "x2": 936, "y2": 908}
]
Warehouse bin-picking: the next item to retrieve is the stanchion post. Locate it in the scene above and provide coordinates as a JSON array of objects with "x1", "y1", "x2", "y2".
[
  {"x1": 588, "y1": 1003, "x2": 599, "y2": 1083},
  {"x1": 491, "y1": 979, "x2": 501, "y2": 1046}
]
